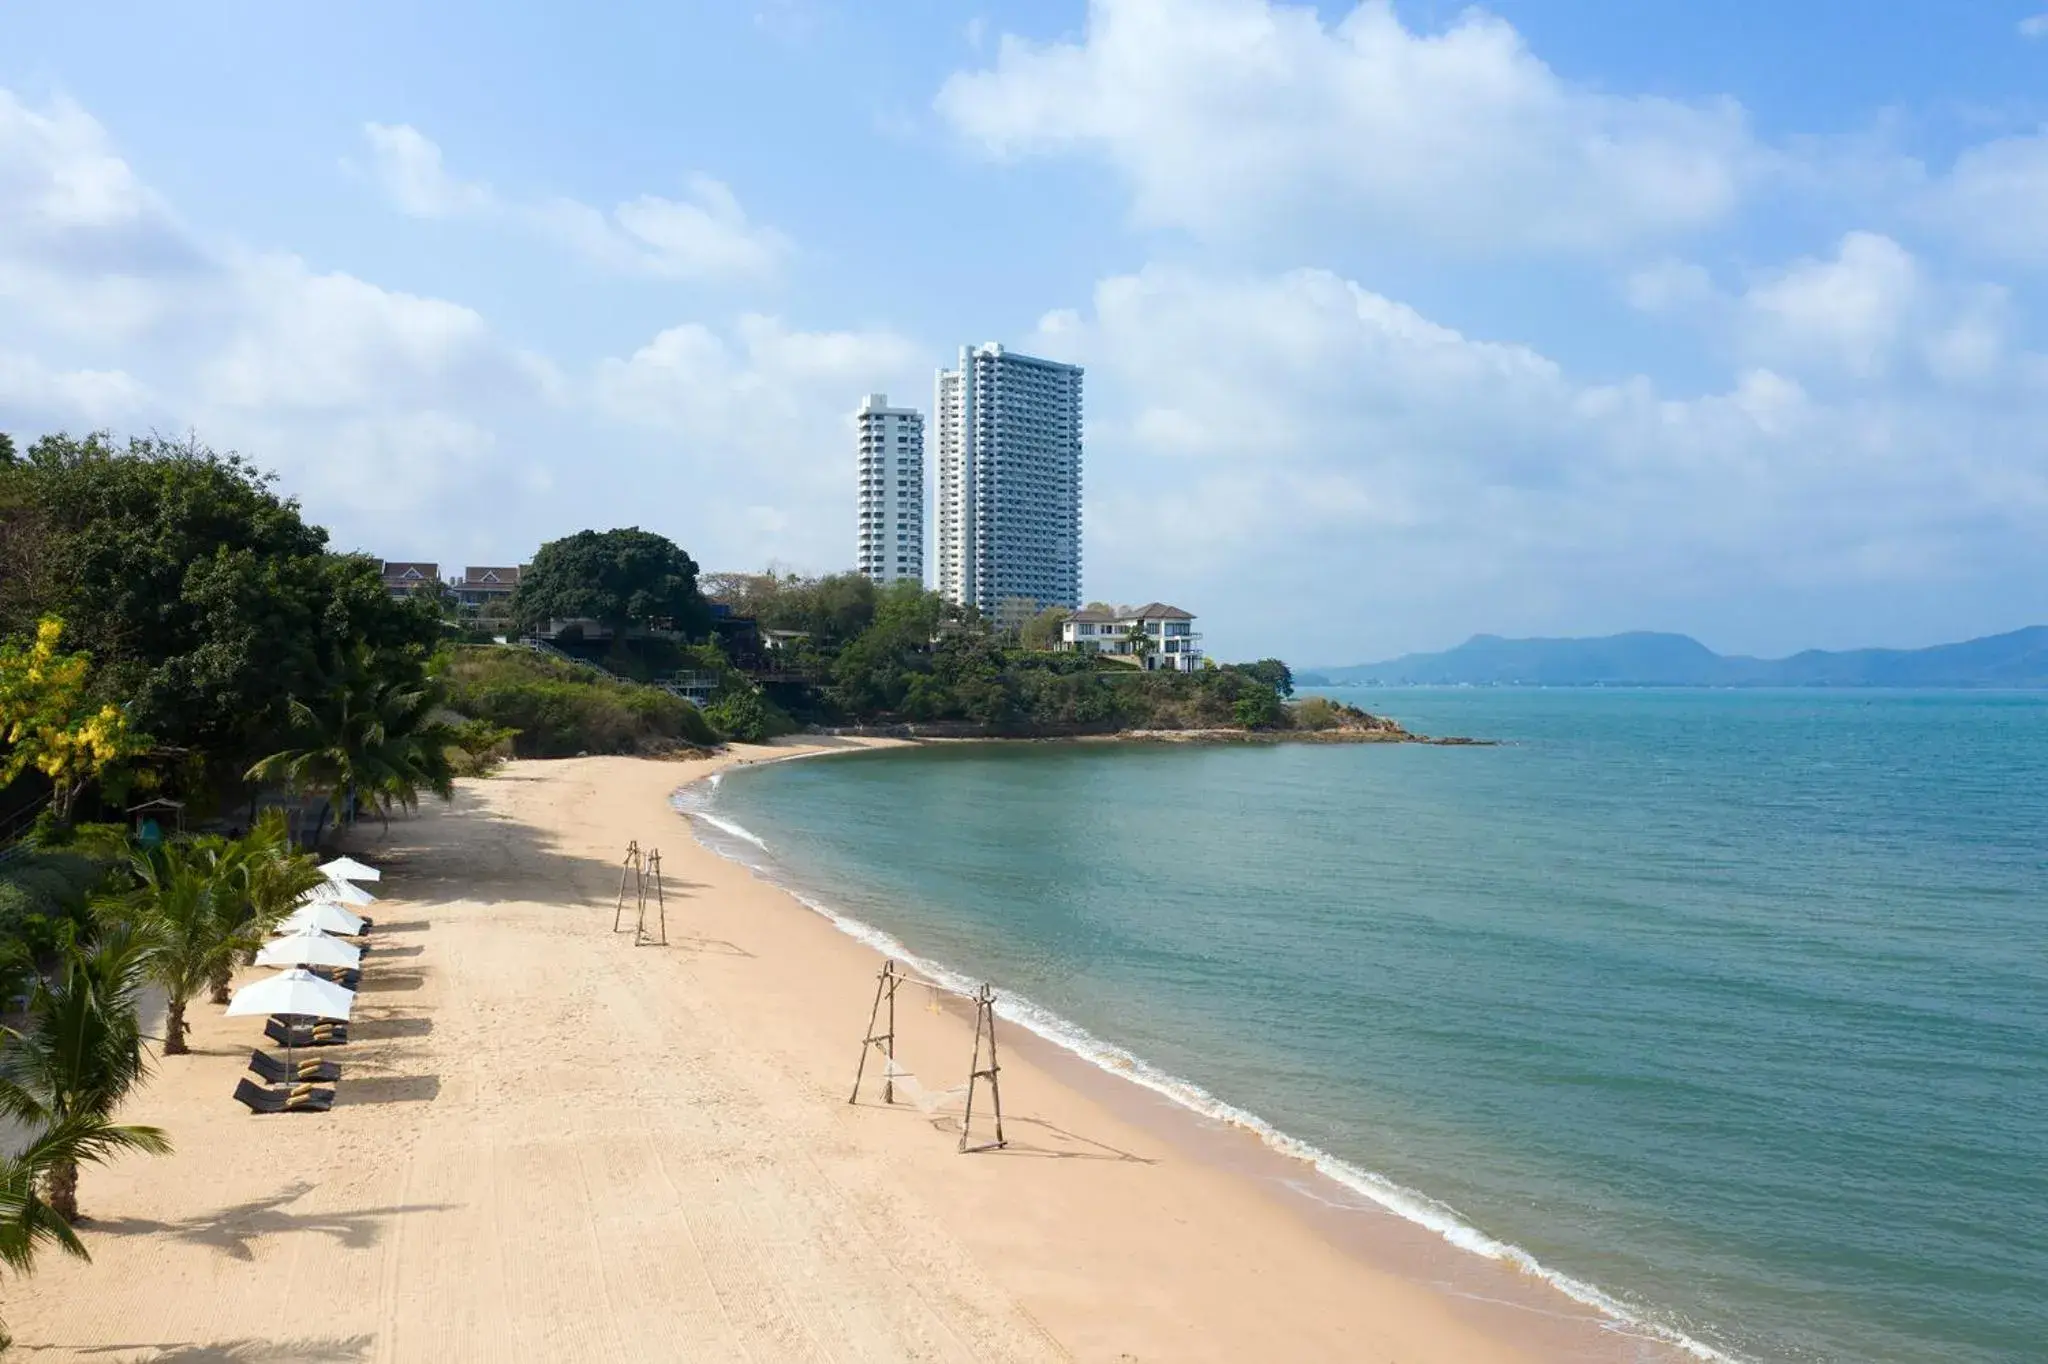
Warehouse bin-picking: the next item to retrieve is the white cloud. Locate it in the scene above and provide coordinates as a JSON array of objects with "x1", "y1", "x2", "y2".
[
  {"x1": 357, "y1": 123, "x2": 789, "y2": 284},
  {"x1": 2020, "y1": 13, "x2": 2048, "y2": 39},
  {"x1": 0, "y1": 350, "x2": 149, "y2": 424},
  {"x1": 1621, "y1": 236, "x2": 2009, "y2": 389},
  {"x1": 937, "y1": 0, "x2": 1760, "y2": 253},
  {"x1": 0, "y1": 86, "x2": 904, "y2": 574},
  {"x1": 534, "y1": 176, "x2": 791, "y2": 284},
  {"x1": 1038, "y1": 263, "x2": 2048, "y2": 656},
  {"x1": 1923, "y1": 127, "x2": 2048, "y2": 264},
  {"x1": 590, "y1": 315, "x2": 921, "y2": 565},
  {"x1": 1740, "y1": 232, "x2": 1921, "y2": 378},
  {"x1": 198, "y1": 254, "x2": 506, "y2": 411},
  {"x1": 361, "y1": 122, "x2": 495, "y2": 218}
]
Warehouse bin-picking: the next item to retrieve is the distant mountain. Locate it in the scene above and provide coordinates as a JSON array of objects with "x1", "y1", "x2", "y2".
[{"x1": 1315, "y1": 627, "x2": 2048, "y2": 688}]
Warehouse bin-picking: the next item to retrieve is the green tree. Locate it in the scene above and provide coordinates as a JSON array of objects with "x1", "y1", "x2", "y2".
[
  {"x1": 755, "y1": 572, "x2": 879, "y2": 645},
  {"x1": 1242, "y1": 659, "x2": 1296, "y2": 697},
  {"x1": 246, "y1": 648, "x2": 459, "y2": 838},
  {"x1": 0, "y1": 433, "x2": 14, "y2": 466},
  {"x1": 1018, "y1": 605, "x2": 1071, "y2": 652},
  {"x1": 1232, "y1": 685, "x2": 1284, "y2": 730},
  {"x1": 0, "y1": 927, "x2": 170, "y2": 1221},
  {"x1": 702, "y1": 689, "x2": 771, "y2": 743},
  {"x1": 827, "y1": 582, "x2": 953, "y2": 717},
  {"x1": 1123, "y1": 623, "x2": 1156, "y2": 665},
  {"x1": 0, "y1": 433, "x2": 441, "y2": 790},
  {"x1": 514, "y1": 528, "x2": 711, "y2": 644}
]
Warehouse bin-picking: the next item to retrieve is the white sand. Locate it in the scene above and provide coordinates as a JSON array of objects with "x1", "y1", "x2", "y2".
[{"x1": 6, "y1": 748, "x2": 1673, "y2": 1362}]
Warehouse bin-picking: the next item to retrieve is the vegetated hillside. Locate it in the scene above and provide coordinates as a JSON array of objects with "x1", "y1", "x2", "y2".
[
  {"x1": 438, "y1": 646, "x2": 719, "y2": 756},
  {"x1": 1320, "y1": 626, "x2": 2048, "y2": 688},
  {"x1": 1753, "y1": 626, "x2": 2048, "y2": 687}
]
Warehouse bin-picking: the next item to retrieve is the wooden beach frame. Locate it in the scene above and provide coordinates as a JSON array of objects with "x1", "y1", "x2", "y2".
[
  {"x1": 610, "y1": 840, "x2": 667, "y2": 946},
  {"x1": 849, "y1": 959, "x2": 1007, "y2": 1153}
]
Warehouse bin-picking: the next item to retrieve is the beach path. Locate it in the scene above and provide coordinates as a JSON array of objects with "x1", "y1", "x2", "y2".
[{"x1": 6, "y1": 750, "x2": 1564, "y2": 1363}]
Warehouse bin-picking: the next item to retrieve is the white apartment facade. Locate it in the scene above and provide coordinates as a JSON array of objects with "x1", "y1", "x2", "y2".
[
  {"x1": 1061, "y1": 603, "x2": 1203, "y2": 672},
  {"x1": 855, "y1": 393, "x2": 925, "y2": 585},
  {"x1": 935, "y1": 343, "x2": 1084, "y2": 618}
]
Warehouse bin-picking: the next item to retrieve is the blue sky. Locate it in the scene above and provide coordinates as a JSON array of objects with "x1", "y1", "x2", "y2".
[{"x1": 4, "y1": 1, "x2": 2048, "y2": 663}]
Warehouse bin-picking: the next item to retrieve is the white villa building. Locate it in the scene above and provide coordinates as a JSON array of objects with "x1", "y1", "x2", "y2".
[
  {"x1": 856, "y1": 393, "x2": 925, "y2": 585},
  {"x1": 935, "y1": 343, "x2": 1084, "y2": 616},
  {"x1": 1061, "y1": 603, "x2": 1203, "y2": 672}
]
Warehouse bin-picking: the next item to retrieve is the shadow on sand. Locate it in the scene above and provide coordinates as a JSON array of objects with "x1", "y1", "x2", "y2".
[
  {"x1": 91, "y1": 1181, "x2": 453, "y2": 1262},
  {"x1": 47, "y1": 1335, "x2": 375, "y2": 1361},
  {"x1": 334, "y1": 1074, "x2": 441, "y2": 1107}
]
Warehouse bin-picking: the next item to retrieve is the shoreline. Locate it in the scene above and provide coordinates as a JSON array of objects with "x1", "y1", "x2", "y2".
[
  {"x1": 801, "y1": 723, "x2": 1496, "y2": 746},
  {"x1": 685, "y1": 743, "x2": 1713, "y2": 1363},
  {"x1": 5, "y1": 743, "x2": 1674, "y2": 1362}
]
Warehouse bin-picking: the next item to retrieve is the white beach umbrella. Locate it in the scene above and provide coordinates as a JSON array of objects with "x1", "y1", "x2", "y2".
[
  {"x1": 226, "y1": 967, "x2": 356, "y2": 1021},
  {"x1": 278, "y1": 901, "x2": 365, "y2": 937},
  {"x1": 304, "y1": 878, "x2": 377, "y2": 908},
  {"x1": 225, "y1": 967, "x2": 356, "y2": 1081},
  {"x1": 319, "y1": 855, "x2": 382, "y2": 884},
  {"x1": 255, "y1": 927, "x2": 362, "y2": 971}
]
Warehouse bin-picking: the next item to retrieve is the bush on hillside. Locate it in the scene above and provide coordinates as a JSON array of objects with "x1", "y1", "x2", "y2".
[
  {"x1": 1288, "y1": 696, "x2": 1345, "y2": 730},
  {"x1": 701, "y1": 688, "x2": 796, "y2": 744},
  {"x1": 439, "y1": 647, "x2": 717, "y2": 757}
]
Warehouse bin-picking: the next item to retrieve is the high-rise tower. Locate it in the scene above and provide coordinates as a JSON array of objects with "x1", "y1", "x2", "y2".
[
  {"x1": 855, "y1": 393, "x2": 925, "y2": 586},
  {"x1": 934, "y1": 343, "x2": 1084, "y2": 618}
]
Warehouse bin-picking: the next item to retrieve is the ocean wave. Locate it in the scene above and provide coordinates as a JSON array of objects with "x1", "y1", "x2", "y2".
[
  {"x1": 671, "y1": 768, "x2": 1741, "y2": 1364},
  {"x1": 692, "y1": 811, "x2": 768, "y2": 850}
]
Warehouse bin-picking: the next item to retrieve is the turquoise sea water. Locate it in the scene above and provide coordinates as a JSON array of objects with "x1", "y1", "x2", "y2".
[{"x1": 688, "y1": 691, "x2": 2047, "y2": 1363}]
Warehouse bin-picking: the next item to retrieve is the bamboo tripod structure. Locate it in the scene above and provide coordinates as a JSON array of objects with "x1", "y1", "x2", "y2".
[
  {"x1": 959, "y1": 983, "x2": 1006, "y2": 1153},
  {"x1": 850, "y1": 960, "x2": 902, "y2": 1104},
  {"x1": 849, "y1": 963, "x2": 1008, "y2": 1152},
  {"x1": 635, "y1": 848, "x2": 667, "y2": 947},
  {"x1": 611, "y1": 841, "x2": 643, "y2": 933}
]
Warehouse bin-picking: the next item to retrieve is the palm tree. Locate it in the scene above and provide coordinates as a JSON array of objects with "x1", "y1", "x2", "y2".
[
  {"x1": 204, "y1": 813, "x2": 325, "y2": 1005},
  {"x1": 1123, "y1": 623, "x2": 1156, "y2": 666},
  {"x1": 0, "y1": 927, "x2": 171, "y2": 1223},
  {"x1": 97, "y1": 840, "x2": 235, "y2": 1056},
  {"x1": 246, "y1": 648, "x2": 459, "y2": 840},
  {"x1": 0, "y1": 1116, "x2": 138, "y2": 1350}
]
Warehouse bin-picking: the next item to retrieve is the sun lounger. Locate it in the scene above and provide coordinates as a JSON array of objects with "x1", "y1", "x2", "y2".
[
  {"x1": 248, "y1": 1049, "x2": 341, "y2": 1084},
  {"x1": 308, "y1": 967, "x2": 362, "y2": 988},
  {"x1": 265, "y1": 1017, "x2": 348, "y2": 1047},
  {"x1": 232, "y1": 1077, "x2": 335, "y2": 1114}
]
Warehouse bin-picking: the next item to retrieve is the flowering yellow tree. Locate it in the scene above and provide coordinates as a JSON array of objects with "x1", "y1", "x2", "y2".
[{"x1": 0, "y1": 619, "x2": 140, "y2": 824}]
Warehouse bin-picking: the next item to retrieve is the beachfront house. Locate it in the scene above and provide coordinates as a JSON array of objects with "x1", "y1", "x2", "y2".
[
  {"x1": 451, "y1": 565, "x2": 525, "y2": 611},
  {"x1": 1061, "y1": 603, "x2": 1203, "y2": 673},
  {"x1": 380, "y1": 561, "x2": 440, "y2": 600}
]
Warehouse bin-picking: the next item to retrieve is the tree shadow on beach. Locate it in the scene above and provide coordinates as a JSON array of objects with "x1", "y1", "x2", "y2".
[
  {"x1": 334, "y1": 1074, "x2": 440, "y2": 1106},
  {"x1": 45, "y1": 1335, "x2": 374, "y2": 1362},
  {"x1": 348, "y1": 1015, "x2": 432, "y2": 1041},
  {"x1": 354, "y1": 972, "x2": 425, "y2": 993},
  {"x1": 353, "y1": 785, "x2": 717, "y2": 915},
  {"x1": 89, "y1": 1181, "x2": 453, "y2": 1261}
]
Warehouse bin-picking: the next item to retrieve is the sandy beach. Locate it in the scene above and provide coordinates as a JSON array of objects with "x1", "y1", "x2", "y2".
[{"x1": 6, "y1": 744, "x2": 1687, "y2": 1362}]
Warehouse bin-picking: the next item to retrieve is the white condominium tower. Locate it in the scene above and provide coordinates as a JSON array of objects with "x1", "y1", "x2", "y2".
[
  {"x1": 855, "y1": 393, "x2": 925, "y2": 585},
  {"x1": 934, "y1": 343, "x2": 1084, "y2": 617}
]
